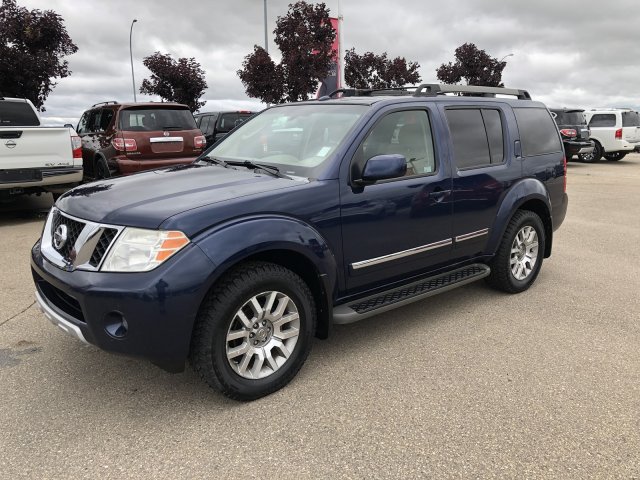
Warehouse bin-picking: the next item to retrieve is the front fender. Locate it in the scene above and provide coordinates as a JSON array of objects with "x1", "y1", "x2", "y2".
[
  {"x1": 194, "y1": 214, "x2": 338, "y2": 299},
  {"x1": 485, "y1": 178, "x2": 551, "y2": 256}
]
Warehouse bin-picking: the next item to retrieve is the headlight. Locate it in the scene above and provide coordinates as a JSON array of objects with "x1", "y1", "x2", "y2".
[{"x1": 101, "y1": 228, "x2": 190, "y2": 272}]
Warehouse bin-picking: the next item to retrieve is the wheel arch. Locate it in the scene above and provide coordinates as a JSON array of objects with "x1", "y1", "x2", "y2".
[
  {"x1": 193, "y1": 216, "x2": 339, "y2": 340},
  {"x1": 487, "y1": 180, "x2": 553, "y2": 258}
]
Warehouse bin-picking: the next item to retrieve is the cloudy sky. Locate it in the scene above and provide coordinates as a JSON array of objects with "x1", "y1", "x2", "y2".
[{"x1": 18, "y1": 0, "x2": 640, "y2": 125}]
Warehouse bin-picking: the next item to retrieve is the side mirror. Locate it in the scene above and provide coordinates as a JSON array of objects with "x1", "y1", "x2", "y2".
[
  {"x1": 64, "y1": 124, "x2": 73, "y2": 128},
  {"x1": 358, "y1": 154, "x2": 407, "y2": 185}
]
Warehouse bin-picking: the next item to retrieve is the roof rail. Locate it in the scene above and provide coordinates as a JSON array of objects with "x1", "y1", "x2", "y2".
[
  {"x1": 91, "y1": 100, "x2": 119, "y2": 107},
  {"x1": 323, "y1": 84, "x2": 531, "y2": 100},
  {"x1": 414, "y1": 84, "x2": 531, "y2": 100}
]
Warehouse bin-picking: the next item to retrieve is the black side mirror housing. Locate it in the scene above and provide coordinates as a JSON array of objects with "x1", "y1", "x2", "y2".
[{"x1": 357, "y1": 154, "x2": 407, "y2": 185}]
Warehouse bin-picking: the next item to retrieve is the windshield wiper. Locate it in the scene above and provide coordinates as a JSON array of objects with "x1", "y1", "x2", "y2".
[
  {"x1": 225, "y1": 160, "x2": 290, "y2": 179},
  {"x1": 199, "y1": 155, "x2": 229, "y2": 168}
]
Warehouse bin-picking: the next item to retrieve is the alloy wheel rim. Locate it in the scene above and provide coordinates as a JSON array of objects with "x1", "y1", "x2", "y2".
[
  {"x1": 225, "y1": 291, "x2": 300, "y2": 379},
  {"x1": 510, "y1": 226, "x2": 539, "y2": 281}
]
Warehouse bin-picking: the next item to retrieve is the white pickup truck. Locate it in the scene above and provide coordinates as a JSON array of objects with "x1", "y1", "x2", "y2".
[{"x1": 0, "y1": 97, "x2": 83, "y2": 200}]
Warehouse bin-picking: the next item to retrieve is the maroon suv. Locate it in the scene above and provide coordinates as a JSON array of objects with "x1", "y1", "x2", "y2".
[{"x1": 76, "y1": 101, "x2": 205, "y2": 179}]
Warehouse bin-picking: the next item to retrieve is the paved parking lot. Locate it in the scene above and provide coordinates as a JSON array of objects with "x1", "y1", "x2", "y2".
[{"x1": 1, "y1": 157, "x2": 639, "y2": 479}]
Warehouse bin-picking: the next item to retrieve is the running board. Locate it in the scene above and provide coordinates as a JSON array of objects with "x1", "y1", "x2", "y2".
[{"x1": 333, "y1": 264, "x2": 490, "y2": 324}]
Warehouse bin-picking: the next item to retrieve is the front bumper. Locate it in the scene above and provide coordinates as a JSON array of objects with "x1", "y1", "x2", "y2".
[{"x1": 31, "y1": 240, "x2": 216, "y2": 372}]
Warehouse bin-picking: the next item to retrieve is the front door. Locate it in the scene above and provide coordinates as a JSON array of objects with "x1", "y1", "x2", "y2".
[{"x1": 340, "y1": 107, "x2": 453, "y2": 294}]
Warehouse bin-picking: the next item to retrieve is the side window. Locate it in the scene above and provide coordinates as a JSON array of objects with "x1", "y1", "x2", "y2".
[
  {"x1": 99, "y1": 109, "x2": 114, "y2": 131},
  {"x1": 359, "y1": 110, "x2": 436, "y2": 177},
  {"x1": 513, "y1": 108, "x2": 563, "y2": 156},
  {"x1": 199, "y1": 115, "x2": 210, "y2": 135},
  {"x1": 589, "y1": 114, "x2": 616, "y2": 128},
  {"x1": 207, "y1": 115, "x2": 218, "y2": 135},
  {"x1": 76, "y1": 112, "x2": 89, "y2": 134},
  {"x1": 87, "y1": 110, "x2": 101, "y2": 133},
  {"x1": 446, "y1": 108, "x2": 504, "y2": 169}
]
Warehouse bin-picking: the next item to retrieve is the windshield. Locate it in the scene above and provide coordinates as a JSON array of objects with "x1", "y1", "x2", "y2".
[
  {"x1": 119, "y1": 107, "x2": 197, "y2": 131},
  {"x1": 622, "y1": 111, "x2": 640, "y2": 127},
  {"x1": 207, "y1": 104, "x2": 367, "y2": 177}
]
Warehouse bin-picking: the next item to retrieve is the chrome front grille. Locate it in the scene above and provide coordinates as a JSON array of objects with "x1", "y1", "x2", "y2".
[
  {"x1": 51, "y1": 210, "x2": 85, "y2": 261},
  {"x1": 41, "y1": 208, "x2": 123, "y2": 271}
]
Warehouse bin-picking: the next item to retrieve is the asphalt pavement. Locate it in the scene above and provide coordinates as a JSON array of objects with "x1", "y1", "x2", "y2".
[{"x1": 1, "y1": 158, "x2": 639, "y2": 479}]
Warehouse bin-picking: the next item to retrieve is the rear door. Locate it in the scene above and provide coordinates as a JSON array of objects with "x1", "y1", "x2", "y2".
[
  {"x1": 117, "y1": 106, "x2": 200, "y2": 160},
  {"x1": 587, "y1": 113, "x2": 616, "y2": 150},
  {"x1": 442, "y1": 104, "x2": 515, "y2": 261}
]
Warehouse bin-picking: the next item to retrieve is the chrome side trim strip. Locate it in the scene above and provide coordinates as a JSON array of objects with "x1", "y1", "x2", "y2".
[
  {"x1": 149, "y1": 136, "x2": 184, "y2": 143},
  {"x1": 351, "y1": 239, "x2": 452, "y2": 270},
  {"x1": 455, "y1": 228, "x2": 489, "y2": 243},
  {"x1": 35, "y1": 289, "x2": 89, "y2": 345}
]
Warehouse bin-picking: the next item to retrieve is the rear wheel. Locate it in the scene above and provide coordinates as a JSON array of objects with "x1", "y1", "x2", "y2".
[
  {"x1": 604, "y1": 152, "x2": 627, "y2": 161},
  {"x1": 486, "y1": 210, "x2": 546, "y2": 293},
  {"x1": 578, "y1": 141, "x2": 602, "y2": 163},
  {"x1": 190, "y1": 261, "x2": 316, "y2": 401}
]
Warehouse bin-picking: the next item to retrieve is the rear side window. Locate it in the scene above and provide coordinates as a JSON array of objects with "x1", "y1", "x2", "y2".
[
  {"x1": 513, "y1": 108, "x2": 562, "y2": 156},
  {"x1": 199, "y1": 115, "x2": 210, "y2": 134},
  {"x1": 446, "y1": 108, "x2": 505, "y2": 169},
  {"x1": 622, "y1": 111, "x2": 640, "y2": 127},
  {"x1": 589, "y1": 114, "x2": 616, "y2": 128},
  {"x1": 119, "y1": 108, "x2": 197, "y2": 131},
  {"x1": 0, "y1": 101, "x2": 40, "y2": 126}
]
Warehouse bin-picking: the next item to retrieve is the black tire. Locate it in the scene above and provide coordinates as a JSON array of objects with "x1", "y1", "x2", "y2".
[
  {"x1": 604, "y1": 152, "x2": 626, "y2": 161},
  {"x1": 486, "y1": 210, "x2": 546, "y2": 294},
  {"x1": 578, "y1": 141, "x2": 602, "y2": 163},
  {"x1": 190, "y1": 261, "x2": 316, "y2": 401},
  {"x1": 95, "y1": 156, "x2": 110, "y2": 179}
]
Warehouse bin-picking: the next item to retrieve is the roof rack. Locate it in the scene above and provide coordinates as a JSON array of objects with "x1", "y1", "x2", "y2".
[
  {"x1": 324, "y1": 84, "x2": 531, "y2": 101},
  {"x1": 91, "y1": 101, "x2": 119, "y2": 107}
]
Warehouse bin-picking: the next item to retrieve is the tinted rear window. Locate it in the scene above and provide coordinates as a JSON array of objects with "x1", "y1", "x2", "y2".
[
  {"x1": 119, "y1": 108, "x2": 196, "y2": 131},
  {"x1": 0, "y1": 101, "x2": 40, "y2": 126},
  {"x1": 218, "y1": 113, "x2": 253, "y2": 132},
  {"x1": 589, "y1": 114, "x2": 616, "y2": 128},
  {"x1": 622, "y1": 111, "x2": 640, "y2": 127},
  {"x1": 552, "y1": 111, "x2": 586, "y2": 126},
  {"x1": 446, "y1": 108, "x2": 504, "y2": 169},
  {"x1": 514, "y1": 108, "x2": 562, "y2": 156}
]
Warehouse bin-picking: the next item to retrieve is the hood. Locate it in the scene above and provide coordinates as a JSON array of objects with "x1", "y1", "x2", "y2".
[{"x1": 57, "y1": 164, "x2": 306, "y2": 228}]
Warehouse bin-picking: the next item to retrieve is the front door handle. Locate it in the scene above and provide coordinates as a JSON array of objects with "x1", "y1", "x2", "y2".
[{"x1": 428, "y1": 189, "x2": 452, "y2": 202}]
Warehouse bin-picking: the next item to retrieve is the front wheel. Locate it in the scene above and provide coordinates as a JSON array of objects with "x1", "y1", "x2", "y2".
[
  {"x1": 190, "y1": 261, "x2": 316, "y2": 400},
  {"x1": 604, "y1": 152, "x2": 627, "y2": 161},
  {"x1": 486, "y1": 210, "x2": 546, "y2": 293}
]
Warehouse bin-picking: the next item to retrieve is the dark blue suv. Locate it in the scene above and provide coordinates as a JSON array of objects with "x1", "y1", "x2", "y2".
[{"x1": 31, "y1": 84, "x2": 568, "y2": 400}]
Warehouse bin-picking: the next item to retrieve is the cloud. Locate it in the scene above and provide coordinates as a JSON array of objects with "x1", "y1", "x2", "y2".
[{"x1": 16, "y1": 0, "x2": 640, "y2": 122}]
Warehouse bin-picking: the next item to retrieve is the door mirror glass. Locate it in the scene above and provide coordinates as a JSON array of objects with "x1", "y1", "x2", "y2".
[{"x1": 361, "y1": 154, "x2": 407, "y2": 183}]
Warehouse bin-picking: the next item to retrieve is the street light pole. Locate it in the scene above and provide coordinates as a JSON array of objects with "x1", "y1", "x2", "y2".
[
  {"x1": 499, "y1": 53, "x2": 514, "y2": 63},
  {"x1": 130, "y1": 19, "x2": 138, "y2": 102},
  {"x1": 263, "y1": 0, "x2": 268, "y2": 53}
]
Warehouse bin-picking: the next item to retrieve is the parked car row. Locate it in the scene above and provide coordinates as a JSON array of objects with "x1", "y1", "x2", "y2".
[
  {"x1": 550, "y1": 107, "x2": 640, "y2": 163},
  {"x1": 0, "y1": 96, "x2": 254, "y2": 199}
]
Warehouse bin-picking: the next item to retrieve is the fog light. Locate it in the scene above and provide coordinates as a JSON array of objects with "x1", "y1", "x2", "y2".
[{"x1": 104, "y1": 311, "x2": 128, "y2": 338}]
